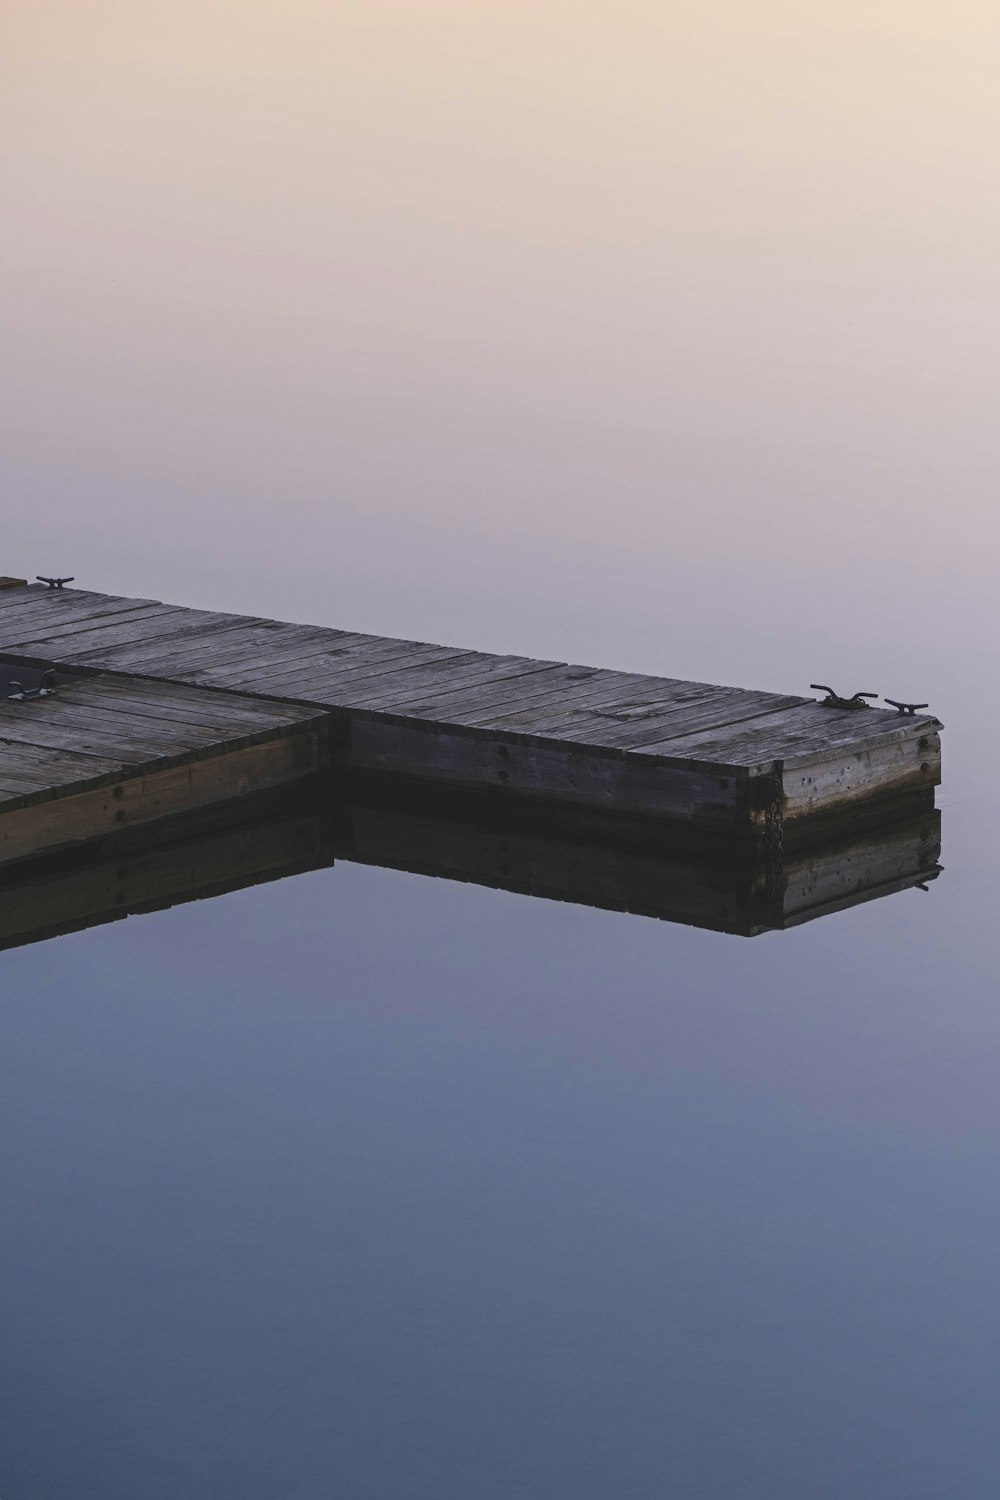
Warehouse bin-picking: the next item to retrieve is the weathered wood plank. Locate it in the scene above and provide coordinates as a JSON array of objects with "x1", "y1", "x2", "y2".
[
  {"x1": 178, "y1": 624, "x2": 363, "y2": 671},
  {"x1": 0, "y1": 586, "x2": 143, "y2": 615},
  {"x1": 339, "y1": 662, "x2": 589, "y2": 712},
  {"x1": 0, "y1": 702, "x2": 206, "y2": 755},
  {"x1": 635, "y1": 702, "x2": 940, "y2": 768},
  {"x1": 467, "y1": 691, "x2": 696, "y2": 734},
  {"x1": 0, "y1": 599, "x2": 181, "y2": 636},
  {"x1": 0, "y1": 600, "x2": 171, "y2": 644},
  {"x1": 239, "y1": 646, "x2": 486, "y2": 700},
  {"x1": 188, "y1": 631, "x2": 378, "y2": 682},
  {"x1": 0, "y1": 588, "x2": 162, "y2": 619},
  {"x1": 781, "y1": 729, "x2": 941, "y2": 821},
  {"x1": 0, "y1": 590, "x2": 49, "y2": 611},
  {"x1": 438, "y1": 671, "x2": 672, "y2": 725},
  {"x1": 0, "y1": 692, "x2": 289, "y2": 760},
  {"x1": 123, "y1": 620, "x2": 351, "y2": 668},
  {"x1": 584, "y1": 690, "x2": 800, "y2": 748},
  {"x1": 5, "y1": 606, "x2": 206, "y2": 652},
  {"x1": 0, "y1": 713, "x2": 203, "y2": 765},
  {"x1": 213, "y1": 650, "x2": 499, "y2": 701},
  {"x1": 491, "y1": 689, "x2": 804, "y2": 749},
  {"x1": 360, "y1": 650, "x2": 560, "y2": 696},
  {"x1": 221, "y1": 633, "x2": 468, "y2": 682},
  {"x1": 0, "y1": 736, "x2": 123, "y2": 772},
  {"x1": 0, "y1": 768, "x2": 94, "y2": 804},
  {"x1": 0, "y1": 678, "x2": 324, "y2": 768},
  {"x1": 0, "y1": 738, "x2": 125, "y2": 801},
  {"x1": 60, "y1": 678, "x2": 320, "y2": 733},
  {"x1": 10, "y1": 700, "x2": 317, "y2": 764},
  {"x1": 266, "y1": 637, "x2": 468, "y2": 676},
  {"x1": 124, "y1": 639, "x2": 373, "y2": 687},
  {"x1": 0, "y1": 730, "x2": 323, "y2": 865},
  {"x1": 58, "y1": 614, "x2": 274, "y2": 666},
  {"x1": 330, "y1": 656, "x2": 565, "y2": 712},
  {"x1": 27, "y1": 699, "x2": 317, "y2": 759},
  {"x1": 392, "y1": 670, "x2": 695, "y2": 726}
]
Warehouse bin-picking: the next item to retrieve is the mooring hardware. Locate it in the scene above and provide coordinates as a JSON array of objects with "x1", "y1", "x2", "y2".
[
  {"x1": 7, "y1": 671, "x2": 58, "y2": 702},
  {"x1": 885, "y1": 698, "x2": 930, "y2": 716},
  {"x1": 36, "y1": 576, "x2": 75, "y2": 589},
  {"x1": 810, "y1": 685, "x2": 878, "y2": 710}
]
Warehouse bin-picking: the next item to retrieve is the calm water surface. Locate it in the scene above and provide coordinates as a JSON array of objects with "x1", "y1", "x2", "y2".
[
  {"x1": 0, "y1": 648, "x2": 995, "y2": 1499},
  {"x1": 5, "y1": 4, "x2": 1000, "y2": 1495}
]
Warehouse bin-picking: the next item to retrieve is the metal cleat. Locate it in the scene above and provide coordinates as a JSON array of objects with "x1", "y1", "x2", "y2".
[
  {"x1": 36, "y1": 576, "x2": 75, "y2": 589},
  {"x1": 884, "y1": 698, "x2": 929, "y2": 716},
  {"x1": 7, "y1": 670, "x2": 58, "y2": 702},
  {"x1": 810, "y1": 684, "x2": 878, "y2": 711}
]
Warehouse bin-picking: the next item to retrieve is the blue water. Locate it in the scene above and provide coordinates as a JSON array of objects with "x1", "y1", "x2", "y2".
[{"x1": 0, "y1": 774, "x2": 996, "y2": 1498}]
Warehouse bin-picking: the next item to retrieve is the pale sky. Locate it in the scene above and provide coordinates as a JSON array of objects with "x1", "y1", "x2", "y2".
[{"x1": 3, "y1": 3, "x2": 997, "y2": 701}]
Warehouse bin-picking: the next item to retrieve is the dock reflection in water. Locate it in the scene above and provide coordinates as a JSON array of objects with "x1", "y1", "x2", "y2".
[{"x1": 0, "y1": 774, "x2": 943, "y2": 952}]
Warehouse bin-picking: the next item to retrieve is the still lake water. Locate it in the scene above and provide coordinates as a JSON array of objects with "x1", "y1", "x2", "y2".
[
  {"x1": 0, "y1": 639, "x2": 995, "y2": 1499},
  {"x1": 5, "y1": 4, "x2": 1000, "y2": 1494}
]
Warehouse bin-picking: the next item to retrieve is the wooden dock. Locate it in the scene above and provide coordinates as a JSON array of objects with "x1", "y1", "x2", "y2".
[{"x1": 0, "y1": 581, "x2": 942, "y2": 856}]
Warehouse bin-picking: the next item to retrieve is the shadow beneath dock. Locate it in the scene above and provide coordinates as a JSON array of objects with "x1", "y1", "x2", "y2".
[{"x1": 0, "y1": 771, "x2": 943, "y2": 953}]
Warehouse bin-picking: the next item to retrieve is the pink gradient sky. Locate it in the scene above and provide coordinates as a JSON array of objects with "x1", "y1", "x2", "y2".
[{"x1": 3, "y1": 2, "x2": 997, "y2": 713}]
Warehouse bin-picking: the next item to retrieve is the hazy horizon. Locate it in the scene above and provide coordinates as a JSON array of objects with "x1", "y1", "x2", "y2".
[{"x1": 4, "y1": 4, "x2": 998, "y2": 696}]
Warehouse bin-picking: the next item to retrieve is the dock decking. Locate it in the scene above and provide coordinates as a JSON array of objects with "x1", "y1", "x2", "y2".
[
  {"x1": 0, "y1": 655, "x2": 326, "y2": 866},
  {"x1": 0, "y1": 580, "x2": 942, "y2": 849}
]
